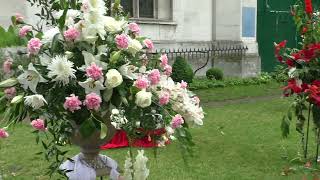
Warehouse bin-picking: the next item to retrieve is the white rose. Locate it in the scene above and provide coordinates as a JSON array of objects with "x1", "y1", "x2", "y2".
[
  {"x1": 135, "y1": 90, "x2": 152, "y2": 108},
  {"x1": 128, "y1": 39, "x2": 143, "y2": 55},
  {"x1": 105, "y1": 69, "x2": 123, "y2": 88},
  {"x1": 104, "y1": 16, "x2": 126, "y2": 33}
]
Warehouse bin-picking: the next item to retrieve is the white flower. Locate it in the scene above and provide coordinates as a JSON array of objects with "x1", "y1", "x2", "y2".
[
  {"x1": 82, "y1": 11, "x2": 106, "y2": 40},
  {"x1": 24, "y1": 94, "x2": 47, "y2": 110},
  {"x1": 128, "y1": 39, "x2": 143, "y2": 55},
  {"x1": 123, "y1": 152, "x2": 133, "y2": 180},
  {"x1": 105, "y1": 69, "x2": 123, "y2": 88},
  {"x1": 17, "y1": 63, "x2": 47, "y2": 93},
  {"x1": 79, "y1": 78, "x2": 106, "y2": 96},
  {"x1": 112, "y1": 109, "x2": 120, "y2": 115},
  {"x1": 104, "y1": 16, "x2": 126, "y2": 33},
  {"x1": 133, "y1": 150, "x2": 149, "y2": 180},
  {"x1": 119, "y1": 64, "x2": 138, "y2": 80},
  {"x1": 165, "y1": 126, "x2": 175, "y2": 136},
  {"x1": 47, "y1": 56, "x2": 76, "y2": 85},
  {"x1": 42, "y1": 27, "x2": 60, "y2": 44},
  {"x1": 81, "y1": 51, "x2": 108, "y2": 70},
  {"x1": 139, "y1": 66, "x2": 147, "y2": 73},
  {"x1": 82, "y1": 0, "x2": 106, "y2": 14},
  {"x1": 288, "y1": 67, "x2": 297, "y2": 78},
  {"x1": 53, "y1": 10, "x2": 81, "y2": 27},
  {"x1": 135, "y1": 90, "x2": 152, "y2": 108}
]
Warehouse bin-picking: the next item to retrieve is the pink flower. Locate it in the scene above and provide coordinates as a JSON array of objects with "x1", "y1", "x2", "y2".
[
  {"x1": 86, "y1": 63, "x2": 103, "y2": 80},
  {"x1": 15, "y1": 13, "x2": 24, "y2": 23},
  {"x1": 115, "y1": 34, "x2": 129, "y2": 49},
  {"x1": 148, "y1": 69, "x2": 161, "y2": 85},
  {"x1": 27, "y1": 38, "x2": 42, "y2": 55},
  {"x1": 180, "y1": 80, "x2": 188, "y2": 89},
  {"x1": 4, "y1": 87, "x2": 16, "y2": 99},
  {"x1": 159, "y1": 91, "x2": 170, "y2": 105},
  {"x1": 84, "y1": 93, "x2": 102, "y2": 110},
  {"x1": 19, "y1": 25, "x2": 32, "y2": 38},
  {"x1": 160, "y1": 54, "x2": 168, "y2": 68},
  {"x1": 0, "y1": 128, "x2": 9, "y2": 138},
  {"x1": 171, "y1": 114, "x2": 184, "y2": 129},
  {"x1": 164, "y1": 65, "x2": 172, "y2": 76},
  {"x1": 128, "y1": 22, "x2": 140, "y2": 35},
  {"x1": 134, "y1": 77, "x2": 149, "y2": 90},
  {"x1": 64, "y1": 28, "x2": 80, "y2": 41},
  {"x1": 3, "y1": 58, "x2": 13, "y2": 74},
  {"x1": 30, "y1": 119, "x2": 47, "y2": 131},
  {"x1": 64, "y1": 94, "x2": 82, "y2": 112},
  {"x1": 143, "y1": 39, "x2": 154, "y2": 50}
]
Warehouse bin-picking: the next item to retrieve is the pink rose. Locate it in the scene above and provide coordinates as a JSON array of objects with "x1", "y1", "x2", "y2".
[
  {"x1": 160, "y1": 54, "x2": 168, "y2": 68},
  {"x1": 3, "y1": 58, "x2": 13, "y2": 74},
  {"x1": 115, "y1": 34, "x2": 129, "y2": 49},
  {"x1": 0, "y1": 128, "x2": 9, "y2": 138},
  {"x1": 30, "y1": 119, "x2": 47, "y2": 131},
  {"x1": 148, "y1": 69, "x2": 161, "y2": 85},
  {"x1": 128, "y1": 22, "x2": 140, "y2": 35},
  {"x1": 134, "y1": 77, "x2": 149, "y2": 90},
  {"x1": 64, "y1": 94, "x2": 82, "y2": 112},
  {"x1": 143, "y1": 39, "x2": 154, "y2": 50},
  {"x1": 19, "y1": 25, "x2": 32, "y2": 38},
  {"x1": 15, "y1": 13, "x2": 24, "y2": 23},
  {"x1": 180, "y1": 80, "x2": 188, "y2": 89},
  {"x1": 4, "y1": 87, "x2": 16, "y2": 99},
  {"x1": 86, "y1": 63, "x2": 103, "y2": 80},
  {"x1": 159, "y1": 91, "x2": 170, "y2": 105},
  {"x1": 64, "y1": 28, "x2": 80, "y2": 41},
  {"x1": 27, "y1": 38, "x2": 42, "y2": 55},
  {"x1": 164, "y1": 65, "x2": 172, "y2": 76},
  {"x1": 84, "y1": 92, "x2": 102, "y2": 110},
  {"x1": 171, "y1": 114, "x2": 184, "y2": 129}
]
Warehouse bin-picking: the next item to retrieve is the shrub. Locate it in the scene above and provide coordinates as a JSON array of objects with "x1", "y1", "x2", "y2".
[
  {"x1": 171, "y1": 56, "x2": 194, "y2": 83},
  {"x1": 206, "y1": 68, "x2": 224, "y2": 80}
]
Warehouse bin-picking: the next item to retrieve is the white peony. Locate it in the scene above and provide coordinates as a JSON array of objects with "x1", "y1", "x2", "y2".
[
  {"x1": 128, "y1": 39, "x2": 143, "y2": 55},
  {"x1": 47, "y1": 56, "x2": 76, "y2": 85},
  {"x1": 133, "y1": 150, "x2": 149, "y2": 180},
  {"x1": 104, "y1": 16, "x2": 126, "y2": 33},
  {"x1": 135, "y1": 90, "x2": 152, "y2": 108},
  {"x1": 24, "y1": 94, "x2": 47, "y2": 110},
  {"x1": 42, "y1": 27, "x2": 60, "y2": 44},
  {"x1": 105, "y1": 69, "x2": 123, "y2": 88}
]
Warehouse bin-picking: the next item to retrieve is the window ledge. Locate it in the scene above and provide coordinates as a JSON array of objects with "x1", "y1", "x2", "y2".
[{"x1": 129, "y1": 18, "x2": 177, "y2": 26}]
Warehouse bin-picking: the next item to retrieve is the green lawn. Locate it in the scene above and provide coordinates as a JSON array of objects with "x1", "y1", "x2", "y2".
[{"x1": 1, "y1": 84, "x2": 319, "y2": 180}]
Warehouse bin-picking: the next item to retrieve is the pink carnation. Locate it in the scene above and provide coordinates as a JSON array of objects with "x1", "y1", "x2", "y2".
[
  {"x1": 4, "y1": 87, "x2": 16, "y2": 99},
  {"x1": 134, "y1": 77, "x2": 149, "y2": 90},
  {"x1": 15, "y1": 13, "x2": 24, "y2": 23},
  {"x1": 180, "y1": 80, "x2": 188, "y2": 89},
  {"x1": 30, "y1": 119, "x2": 47, "y2": 131},
  {"x1": 159, "y1": 91, "x2": 170, "y2": 106},
  {"x1": 27, "y1": 38, "x2": 42, "y2": 55},
  {"x1": 0, "y1": 128, "x2": 9, "y2": 138},
  {"x1": 148, "y1": 69, "x2": 161, "y2": 85},
  {"x1": 86, "y1": 63, "x2": 103, "y2": 80},
  {"x1": 164, "y1": 65, "x2": 172, "y2": 76},
  {"x1": 143, "y1": 39, "x2": 154, "y2": 50},
  {"x1": 128, "y1": 22, "x2": 140, "y2": 35},
  {"x1": 171, "y1": 114, "x2": 184, "y2": 129},
  {"x1": 19, "y1": 25, "x2": 32, "y2": 37},
  {"x1": 64, "y1": 28, "x2": 80, "y2": 41},
  {"x1": 160, "y1": 54, "x2": 168, "y2": 68},
  {"x1": 64, "y1": 94, "x2": 82, "y2": 112},
  {"x1": 3, "y1": 58, "x2": 13, "y2": 74},
  {"x1": 84, "y1": 93, "x2": 102, "y2": 110},
  {"x1": 115, "y1": 34, "x2": 129, "y2": 49}
]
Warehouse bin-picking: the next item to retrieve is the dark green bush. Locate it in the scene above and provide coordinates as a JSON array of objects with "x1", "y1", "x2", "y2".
[
  {"x1": 171, "y1": 56, "x2": 194, "y2": 83},
  {"x1": 206, "y1": 68, "x2": 224, "y2": 80}
]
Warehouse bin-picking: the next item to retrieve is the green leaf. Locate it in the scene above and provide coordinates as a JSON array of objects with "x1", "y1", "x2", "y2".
[
  {"x1": 58, "y1": 4, "x2": 68, "y2": 30},
  {"x1": 281, "y1": 116, "x2": 290, "y2": 138},
  {"x1": 79, "y1": 119, "x2": 96, "y2": 138},
  {"x1": 100, "y1": 123, "x2": 108, "y2": 139},
  {"x1": 0, "y1": 78, "x2": 18, "y2": 88}
]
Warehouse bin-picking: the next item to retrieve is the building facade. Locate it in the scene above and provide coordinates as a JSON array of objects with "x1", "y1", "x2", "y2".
[{"x1": 0, "y1": 0, "x2": 260, "y2": 77}]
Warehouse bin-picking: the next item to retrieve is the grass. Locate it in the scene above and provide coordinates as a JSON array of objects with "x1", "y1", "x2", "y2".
[{"x1": 0, "y1": 83, "x2": 319, "y2": 180}]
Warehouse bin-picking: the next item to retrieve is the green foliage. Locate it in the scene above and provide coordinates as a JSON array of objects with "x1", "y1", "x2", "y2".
[
  {"x1": 270, "y1": 65, "x2": 288, "y2": 83},
  {"x1": 206, "y1": 68, "x2": 224, "y2": 80},
  {"x1": 0, "y1": 25, "x2": 25, "y2": 48},
  {"x1": 171, "y1": 56, "x2": 194, "y2": 83}
]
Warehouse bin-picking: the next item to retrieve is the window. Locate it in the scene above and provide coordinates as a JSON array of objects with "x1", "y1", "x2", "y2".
[{"x1": 119, "y1": 0, "x2": 172, "y2": 20}]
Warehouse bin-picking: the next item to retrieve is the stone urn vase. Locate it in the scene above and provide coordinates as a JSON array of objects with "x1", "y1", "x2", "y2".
[{"x1": 70, "y1": 117, "x2": 117, "y2": 176}]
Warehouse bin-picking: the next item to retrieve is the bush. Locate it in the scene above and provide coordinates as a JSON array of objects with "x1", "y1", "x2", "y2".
[
  {"x1": 206, "y1": 68, "x2": 224, "y2": 80},
  {"x1": 171, "y1": 56, "x2": 194, "y2": 83},
  {"x1": 270, "y1": 65, "x2": 288, "y2": 82}
]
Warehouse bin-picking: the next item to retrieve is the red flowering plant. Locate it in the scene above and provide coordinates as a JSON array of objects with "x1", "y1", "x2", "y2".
[{"x1": 276, "y1": 0, "x2": 320, "y2": 138}]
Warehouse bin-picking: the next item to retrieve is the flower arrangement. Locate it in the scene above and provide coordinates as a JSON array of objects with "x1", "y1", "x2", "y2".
[
  {"x1": 0, "y1": 0, "x2": 204, "y2": 178},
  {"x1": 275, "y1": 0, "x2": 320, "y2": 138}
]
